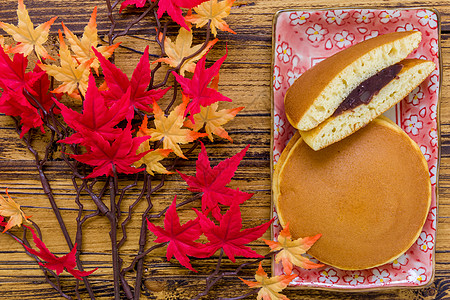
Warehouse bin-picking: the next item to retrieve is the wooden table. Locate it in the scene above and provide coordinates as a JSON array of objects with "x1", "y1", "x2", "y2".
[{"x1": 0, "y1": 0, "x2": 449, "y2": 299}]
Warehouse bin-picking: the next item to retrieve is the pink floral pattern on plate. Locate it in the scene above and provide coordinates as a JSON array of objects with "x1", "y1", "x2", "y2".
[{"x1": 272, "y1": 8, "x2": 440, "y2": 290}]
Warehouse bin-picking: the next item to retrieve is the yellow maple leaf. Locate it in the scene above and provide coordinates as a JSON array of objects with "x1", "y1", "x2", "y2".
[
  {"x1": 62, "y1": 7, "x2": 119, "y2": 75},
  {"x1": 184, "y1": 102, "x2": 243, "y2": 142},
  {"x1": 185, "y1": 0, "x2": 236, "y2": 37},
  {"x1": 144, "y1": 96, "x2": 207, "y2": 159},
  {"x1": 39, "y1": 30, "x2": 92, "y2": 98},
  {"x1": 240, "y1": 262, "x2": 296, "y2": 300},
  {"x1": 263, "y1": 223, "x2": 323, "y2": 274},
  {"x1": 0, "y1": 189, "x2": 31, "y2": 233},
  {"x1": 0, "y1": 0, "x2": 57, "y2": 60},
  {"x1": 133, "y1": 115, "x2": 173, "y2": 175},
  {"x1": 154, "y1": 26, "x2": 218, "y2": 76}
]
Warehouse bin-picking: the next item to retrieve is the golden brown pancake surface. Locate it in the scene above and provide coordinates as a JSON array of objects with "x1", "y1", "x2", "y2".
[{"x1": 274, "y1": 118, "x2": 431, "y2": 270}]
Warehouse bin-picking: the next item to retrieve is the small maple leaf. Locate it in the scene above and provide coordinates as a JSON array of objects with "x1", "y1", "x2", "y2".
[
  {"x1": 39, "y1": 30, "x2": 92, "y2": 98},
  {"x1": 134, "y1": 148, "x2": 173, "y2": 176},
  {"x1": 120, "y1": 0, "x2": 147, "y2": 12},
  {"x1": 178, "y1": 142, "x2": 252, "y2": 220},
  {"x1": 133, "y1": 115, "x2": 173, "y2": 175},
  {"x1": 94, "y1": 46, "x2": 170, "y2": 119},
  {"x1": 0, "y1": 45, "x2": 43, "y2": 93},
  {"x1": 172, "y1": 48, "x2": 231, "y2": 122},
  {"x1": 152, "y1": 0, "x2": 209, "y2": 30},
  {"x1": 0, "y1": 85, "x2": 45, "y2": 137},
  {"x1": 195, "y1": 204, "x2": 273, "y2": 261},
  {"x1": 0, "y1": 0, "x2": 57, "y2": 60},
  {"x1": 263, "y1": 223, "x2": 324, "y2": 274},
  {"x1": 185, "y1": 0, "x2": 237, "y2": 37},
  {"x1": 70, "y1": 124, "x2": 150, "y2": 178},
  {"x1": 62, "y1": 7, "x2": 120, "y2": 75},
  {"x1": 22, "y1": 226, "x2": 97, "y2": 279},
  {"x1": 56, "y1": 74, "x2": 130, "y2": 144},
  {"x1": 240, "y1": 262, "x2": 297, "y2": 300},
  {"x1": 184, "y1": 102, "x2": 243, "y2": 142},
  {"x1": 154, "y1": 26, "x2": 218, "y2": 76},
  {"x1": 144, "y1": 96, "x2": 207, "y2": 159},
  {"x1": 29, "y1": 64, "x2": 57, "y2": 112},
  {"x1": 0, "y1": 61, "x2": 59, "y2": 137},
  {"x1": 0, "y1": 189, "x2": 31, "y2": 233},
  {"x1": 147, "y1": 196, "x2": 205, "y2": 272}
]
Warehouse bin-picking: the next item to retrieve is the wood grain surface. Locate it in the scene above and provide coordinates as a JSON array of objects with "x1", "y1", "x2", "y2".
[{"x1": 0, "y1": 0, "x2": 449, "y2": 299}]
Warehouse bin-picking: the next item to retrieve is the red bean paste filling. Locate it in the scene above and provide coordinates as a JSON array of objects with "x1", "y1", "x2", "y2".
[{"x1": 333, "y1": 63, "x2": 403, "y2": 116}]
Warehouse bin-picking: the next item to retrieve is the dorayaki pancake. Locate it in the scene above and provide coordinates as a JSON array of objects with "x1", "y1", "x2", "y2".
[
  {"x1": 299, "y1": 59, "x2": 436, "y2": 151},
  {"x1": 284, "y1": 31, "x2": 422, "y2": 131},
  {"x1": 273, "y1": 117, "x2": 431, "y2": 270}
]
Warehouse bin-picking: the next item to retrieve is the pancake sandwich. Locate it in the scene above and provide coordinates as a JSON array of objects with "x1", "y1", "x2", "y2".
[
  {"x1": 284, "y1": 31, "x2": 435, "y2": 150},
  {"x1": 273, "y1": 117, "x2": 431, "y2": 270}
]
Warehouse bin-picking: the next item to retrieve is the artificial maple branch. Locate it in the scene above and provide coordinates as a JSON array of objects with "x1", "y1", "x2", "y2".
[
  {"x1": 4, "y1": 230, "x2": 72, "y2": 300},
  {"x1": 12, "y1": 114, "x2": 97, "y2": 299},
  {"x1": 0, "y1": 1, "x2": 244, "y2": 299}
]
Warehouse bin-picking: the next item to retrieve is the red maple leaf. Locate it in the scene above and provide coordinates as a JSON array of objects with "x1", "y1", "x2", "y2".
[
  {"x1": 0, "y1": 45, "x2": 42, "y2": 93},
  {"x1": 195, "y1": 204, "x2": 273, "y2": 262},
  {"x1": 0, "y1": 216, "x2": 7, "y2": 228},
  {"x1": 29, "y1": 64, "x2": 60, "y2": 115},
  {"x1": 147, "y1": 196, "x2": 206, "y2": 272},
  {"x1": 0, "y1": 46, "x2": 61, "y2": 137},
  {"x1": 56, "y1": 74, "x2": 130, "y2": 144},
  {"x1": 94, "y1": 46, "x2": 170, "y2": 120},
  {"x1": 0, "y1": 62, "x2": 61, "y2": 138},
  {"x1": 21, "y1": 226, "x2": 97, "y2": 279},
  {"x1": 177, "y1": 142, "x2": 252, "y2": 220},
  {"x1": 0, "y1": 86, "x2": 45, "y2": 137},
  {"x1": 151, "y1": 0, "x2": 209, "y2": 31},
  {"x1": 172, "y1": 48, "x2": 231, "y2": 122},
  {"x1": 119, "y1": 0, "x2": 146, "y2": 13},
  {"x1": 70, "y1": 124, "x2": 150, "y2": 178}
]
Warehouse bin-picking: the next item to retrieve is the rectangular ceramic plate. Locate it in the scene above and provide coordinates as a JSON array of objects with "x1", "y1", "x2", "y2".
[{"x1": 271, "y1": 7, "x2": 441, "y2": 290}]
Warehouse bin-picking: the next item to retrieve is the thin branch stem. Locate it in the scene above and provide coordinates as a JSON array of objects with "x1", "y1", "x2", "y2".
[{"x1": 108, "y1": 171, "x2": 121, "y2": 300}]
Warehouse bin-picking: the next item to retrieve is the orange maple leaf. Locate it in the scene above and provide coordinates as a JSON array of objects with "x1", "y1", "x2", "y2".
[
  {"x1": 133, "y1": 116, "x2": 173, "y2": 175},
  {"x1": 185, "y1": 0, "x2": 236, "y2": 37},
  {"x1": 240, "y1": 262, "x2": 296, "y2": 300},
  {"x1": 154, "y1": 26, "x2": 218, "y2": 76},
  {"x1": 0, "y1": 0, "x2": 57, "y2": 60},
  {"x1": 62, "y1": 7, "x2": 119, "y2": 75},
  {"x1": 184, "y1": 102, "x2": 243, "y2": 142},
  {"x1": 0, "y1": 189, "x2": 31, "y2": 233},
  {"x1": 143, "y1": 96, "x2": 207, "y2": 159},
  {"x1": 263, "y1": 223, "x2": 323, "y2": 274},
  {"x1": 39, "y1": 30, "x2": 92, "y2": 98}
]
